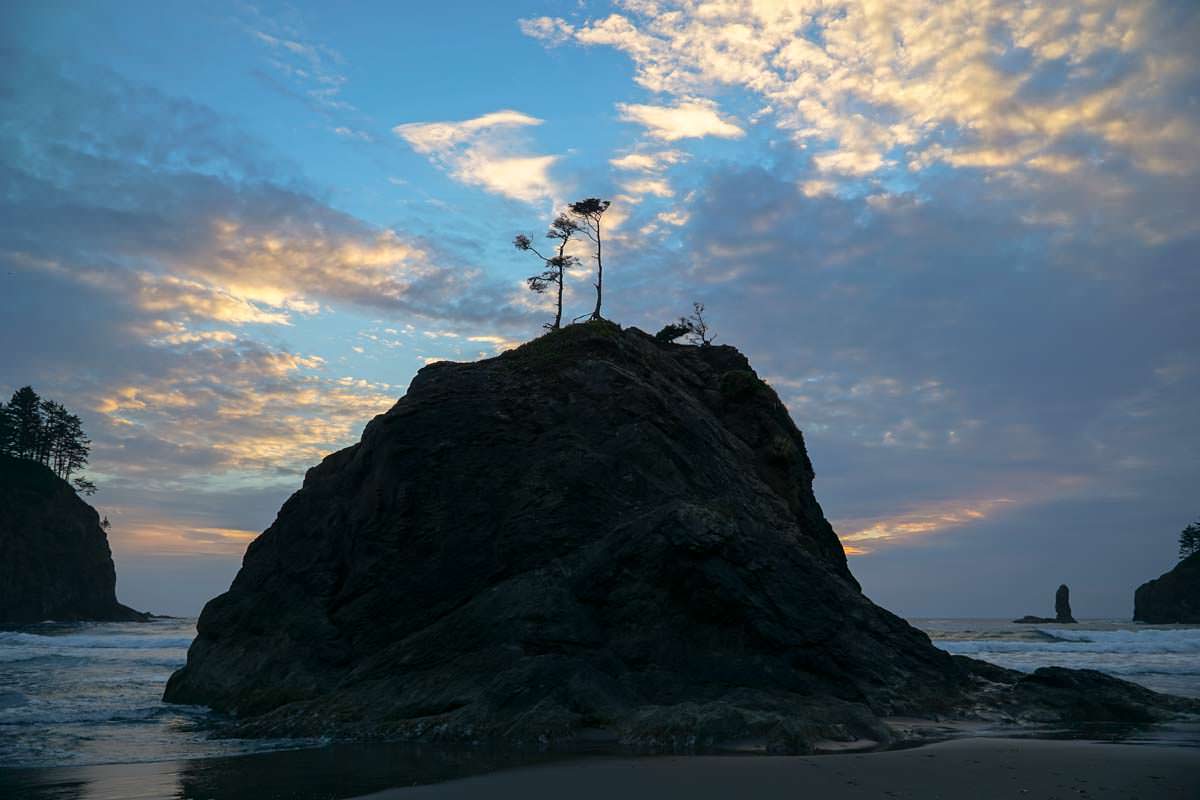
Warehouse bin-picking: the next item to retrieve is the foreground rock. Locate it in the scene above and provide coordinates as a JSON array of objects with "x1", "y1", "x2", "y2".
[
  {"x1": 0, "y1": 454, "x2": 146, "y2": 624},
  {"x1": 164, "y1": 324, "x2": 1197, "y2": 751},
  {"x1": 1134, "y1": 553, "x2": 1200, "y2": 624},
  {"x1": 954, "y1": 657, "x2": 1198, "y2": 725}
]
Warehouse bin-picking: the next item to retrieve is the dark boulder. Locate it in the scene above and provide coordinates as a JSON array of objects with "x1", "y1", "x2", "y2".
[
  {"x1": 163, "y1": 323, "x2": 1198, "y2": 750},
  {"x1": 0, "y1": 454, "x2": 146, "y2": 623},
  {"x1": 953, "y1": 657, "x2": 1198, "y2": 724},
  {"x1": 1134, "y1": 553, "x2": 1200, "y2": 624}
]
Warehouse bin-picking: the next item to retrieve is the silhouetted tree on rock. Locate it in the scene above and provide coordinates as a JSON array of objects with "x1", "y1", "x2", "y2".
[
  {"x1": 1180, "y1": 521, "x2": 1200, "y2": 560},
  {"x1": 0, "y1": 402, "x2": 14, "y2": 456},
  {"x1": 514, "y1": 214, "x2": 581, "y2": 330},
  {"x1": 656, "y1": 304, "x2": 716, "y2": 345},
  {"x1": 654, "y1": 322, "x2": 691, "y2": 343},
  {"x1": 1, "y1": 386, "x2": 94, "y2": 490},
  {"x1": 683, "y1": 302, "x2": 715, "y2": 346},
  {"x1": 8, "y1": 386, "x2": 42, "y2": 460},
  {"x1": 568, "y1": 198, "x2": 611, "y2": 321}
]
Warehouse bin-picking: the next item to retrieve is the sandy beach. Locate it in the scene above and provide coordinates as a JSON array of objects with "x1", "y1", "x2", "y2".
[{"x1": 357, "y1": 738, "x2": 1200, "y2": 800}]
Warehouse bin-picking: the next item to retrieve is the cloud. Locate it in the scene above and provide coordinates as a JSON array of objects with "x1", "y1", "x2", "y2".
[
  {"x1": 394, "y1": 109, "x2": 542, "y2": 153},
  {"x1": 0, "y1": 49, "x2": 548, "y2": 569},
  {"x1": 836, "y1": 497, "x2": 1019, "y2": 554},
  {"x1": 518, "y1": 16, "x2": 575, "y2": 47},
  {"x1": 245, "y1": 11, "x2": 353, "y2": 115},
  {"x1": 394, "y1": 110, "x2": 560, "y2": 203},
  {"x1": 530, "y1": 2, "x2": 1200, "y2": 180},
  {"x1": 333, "y1": 126, "x2": 373, "y2": 141},
  {"x1": 617, "y1": 99, "x2": 744, "y2": 141},
  {"x1": 0, "y1": 56, "x2": 538, "y2": 331},
  {"x1": 659, "y1": 159, "x2": 1198, "y2": 583},
  {"x1": 610, "y1": 150, "x2": 687, "y2": 172},
  {"x1": 620, "y1": 177, "x2": 674, "y2": 198}
]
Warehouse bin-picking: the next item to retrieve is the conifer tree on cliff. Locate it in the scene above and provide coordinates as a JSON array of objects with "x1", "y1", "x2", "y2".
[
  {"x1": 8, "y1": 386, "x2": 43, "y2": 460},
  {"x1": 568, "y1": 198, "x2": 611, "y2": 321},
  {"x1": 514, "y1": 213, "x2": 581, "y2": 330},
  {"x1": 2, "y1": 386, "x2": 92, "y2": 485},
  {"x1": 1181, "y1": 521, "x2": 1200, "y2": 560},
  {"x1": 0, "y1": 401, "x2": 14, "y2": 456}
]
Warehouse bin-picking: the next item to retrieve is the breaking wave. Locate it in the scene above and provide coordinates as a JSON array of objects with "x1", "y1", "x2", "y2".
[{"x1": 917, "y1": 620, "x2": 1200, "y2": 698}]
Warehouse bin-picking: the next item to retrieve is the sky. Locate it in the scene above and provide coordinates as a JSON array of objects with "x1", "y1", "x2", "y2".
[{"x1": 1, "y1": 1, "x2": 1197, "y2": 618}]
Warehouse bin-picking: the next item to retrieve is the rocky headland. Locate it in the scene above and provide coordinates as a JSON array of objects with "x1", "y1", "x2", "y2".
[
  {"x1": 1134, "y1": 553, "x2": 1200, "y2": 624},
  {"x1": 164, "y1": 323, "x2": 1197, "y2": 752},
  {"x1": 0, "y1": 454, "x2": 146, "y2": 624}
]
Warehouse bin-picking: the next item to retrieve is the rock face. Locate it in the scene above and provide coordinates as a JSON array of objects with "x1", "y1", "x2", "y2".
[
  {"x1": 1134, "y1": 553, "x2": 1200, "y2": 624},
  {"x1": 164, "y1": 324, "x2": 1198, "y2": 750},
  {"x1": 953, "y1": 658, "x2": 1198, "y2": 725},
  {"x1": 1055, "y1": 584, "x2": 1076, "y2": 623},
  {"x1": 0, "y1": 454, "x2": 145, "y2": 624}
]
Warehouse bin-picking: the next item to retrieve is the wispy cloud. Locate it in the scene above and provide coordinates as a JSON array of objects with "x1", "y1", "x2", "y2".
[
  {"x1": 837, "y1": 497, "x2": 1019, "y2": 554},
  {"x1": 246, "y1": 14, "x2": 353, "y2": 114},
  {"x1": 610, "y1": 150, "x2": 686, "y2": 172},
  {"x1": 394, "y1": 110, "x2": 561, "y2": 203},
  {"x1": 617, "y1": 99, "x2": 744, "y2": 141}
]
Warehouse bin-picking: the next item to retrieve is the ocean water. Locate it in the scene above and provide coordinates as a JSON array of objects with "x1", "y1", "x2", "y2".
[
  {"x1": 0, "y1": 618, "x2": 313, "y2": 769},
  {"x1": 1, "y1": 617, "x2": 1199, "y2": 797},
  {"x1": 914, "y1": 618, "x2": 1200, "y2": 698}
]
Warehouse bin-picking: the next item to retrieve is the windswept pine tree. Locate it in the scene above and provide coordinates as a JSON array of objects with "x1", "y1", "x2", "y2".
[
  {"x1": 0, "y1": 387, "x2": 93, "y2": 489},
  {"x1": 514, "y1": 214, "x2": 581, "y2": 330},
  {"x1": 568, "y1": 198, "x2": 611, "y2": 321},
  {"x1": 683, "y1": 302, "x2": 716, "y2": 346}
]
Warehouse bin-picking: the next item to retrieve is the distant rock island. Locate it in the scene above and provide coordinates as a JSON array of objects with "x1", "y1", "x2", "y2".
[
  {"x1": 0, "y1": 454, "x2": 146, "y2": 623},
  {"x1": 164, "y1": 323, "x2": 1196, "y2": 751},
  {"x1": 1134, "y1": 553, "x2": 1200, "y2": 624},
  {"x1": 1014, "y1": 584, "x2": 1077, "y2": 624}
]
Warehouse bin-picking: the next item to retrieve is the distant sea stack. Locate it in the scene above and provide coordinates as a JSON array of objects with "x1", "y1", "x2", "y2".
[
  {"x1": 0, "y1": 454, "x2": 146, "y2": 624},
  {"x1": 1013, "y1": 584, "x2": 1077, "y2": 624},
  {"x1": 165, "y1": 323, "x2": 1198, "y2": 750},
  {"x1": 1134, "y1": 553, "x2": 1200, "y2": 624},
  {"x1": 1055, "y1": 584, "x2": 1076, "y2": 623}
]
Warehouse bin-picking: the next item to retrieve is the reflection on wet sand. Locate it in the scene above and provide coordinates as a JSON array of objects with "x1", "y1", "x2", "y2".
[{"x1": 0, "y1": 741, "x2": 570, "y2": 800}]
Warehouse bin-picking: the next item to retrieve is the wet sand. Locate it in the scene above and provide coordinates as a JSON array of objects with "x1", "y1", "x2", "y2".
[
  {"x1": 4, "y1": 736, "x2": 1197, "y2": 799},
  {"x1": 357, "y1": 738, "x2": 1200, "y2": 800}
]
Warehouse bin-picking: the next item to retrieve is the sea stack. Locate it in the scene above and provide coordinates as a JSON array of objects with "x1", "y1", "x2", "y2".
[
  {"x1": 1014, "y1": 584, "x2": 1077, "y2": 624},
  {"x1": 1134, "y1": 553, "x2": 1200, "y2": 624},
  {"x1": 1055, "y1": 584, "x2": 1076, "y2": 623},
  {"x1": 165, "y1": 323, "x2": 1199, "y2": 749},
  {"x1": 0, "y1": 454, "x2": 146, "y2": 623}
]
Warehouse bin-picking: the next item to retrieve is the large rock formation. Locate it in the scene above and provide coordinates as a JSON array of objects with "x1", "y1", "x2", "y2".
[
  {"x1": 0, "y1": 454, "x2": 145, "y2": 623},
  {"x1": 164, "y1": 324, "x2": 1197, "y2": 751},
  {"x1": 1134, "y1": 553, "x2": 1200, "y2": 624}
]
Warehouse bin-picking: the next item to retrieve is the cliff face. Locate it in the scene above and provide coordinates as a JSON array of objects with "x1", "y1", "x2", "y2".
[
  {"x1": 0, "y1": 454, "x2": 145, "y2": 623},
  {"x1": 164, "y1": 323, "x2": 1197, "y2": 750},
  {"x1": 1134, "y1": 553, "x2": 1200, "y2": 624}
]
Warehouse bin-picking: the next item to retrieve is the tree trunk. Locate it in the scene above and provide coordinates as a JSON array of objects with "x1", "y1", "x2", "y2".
[
  {"x1": 553, "y1": 266, "x2": 563, "y2": 329},
  {"x1": 590, "y1": 219, "x2": 603, "y2": 320}
]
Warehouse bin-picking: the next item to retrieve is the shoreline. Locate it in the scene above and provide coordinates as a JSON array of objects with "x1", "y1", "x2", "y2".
[
  {"x1": 3, "y1": 733, "x2": 1199, "y2": 800},
  {"x1": 355, "y1": 738, "x2": 1200, "y2": 800}
]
